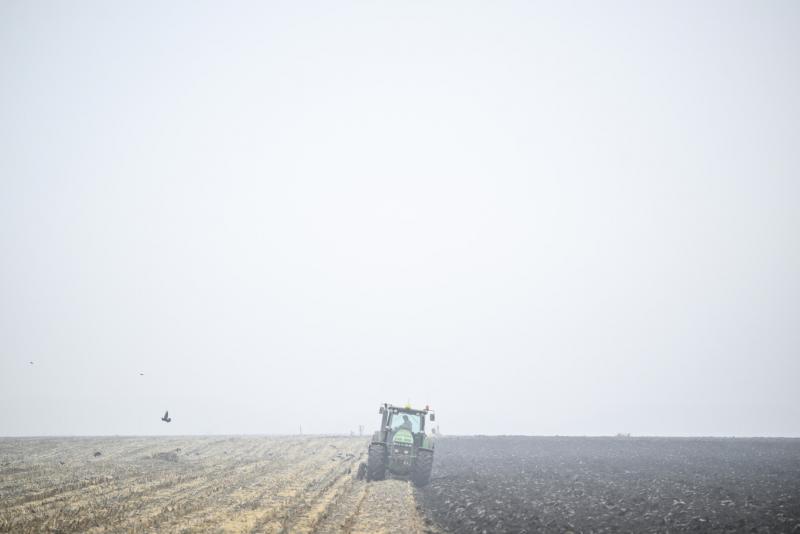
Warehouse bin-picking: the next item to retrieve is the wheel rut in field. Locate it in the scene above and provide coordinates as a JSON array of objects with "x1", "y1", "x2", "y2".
[{"x1": 336, "y1": 479, "x2": 426, "y2": 534}]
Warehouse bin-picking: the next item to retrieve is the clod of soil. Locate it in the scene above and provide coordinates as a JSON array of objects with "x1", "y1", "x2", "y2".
[{"x1": 150, "y1": 451, "x2": 179, "y2": 462}]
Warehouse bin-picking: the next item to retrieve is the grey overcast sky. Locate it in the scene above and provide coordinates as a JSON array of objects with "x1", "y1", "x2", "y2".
[{"x1": 1, "y1": 1, "x2": 798, "y2": 437}]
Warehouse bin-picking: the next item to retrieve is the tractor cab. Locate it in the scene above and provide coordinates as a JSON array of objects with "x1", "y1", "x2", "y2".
[
  {"x1": 387, "y1": 410, "x2": 423, "y2": 433},
  {"x1": 377, "y1": 404, "x2": 432, "y2": 446}
]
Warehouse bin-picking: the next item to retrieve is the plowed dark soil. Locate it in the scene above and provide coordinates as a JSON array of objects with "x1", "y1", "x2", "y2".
[{"x1": 418, "y1": 436, "x2": 800, "y2": 533}]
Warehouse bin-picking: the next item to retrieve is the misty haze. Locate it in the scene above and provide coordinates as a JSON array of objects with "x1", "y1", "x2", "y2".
[{"x1": 1, "y1": 1, "x2": 798, "y2": 533}]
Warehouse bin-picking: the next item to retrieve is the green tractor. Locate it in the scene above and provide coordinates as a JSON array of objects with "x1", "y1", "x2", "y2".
[{"x1": 358, "y1": 403, "x2": 436, "y2": 487}]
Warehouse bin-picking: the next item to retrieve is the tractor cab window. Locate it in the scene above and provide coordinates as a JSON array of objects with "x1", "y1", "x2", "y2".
[{"x1": 389, "y1": 412, "x2": 421, "y2": 433}]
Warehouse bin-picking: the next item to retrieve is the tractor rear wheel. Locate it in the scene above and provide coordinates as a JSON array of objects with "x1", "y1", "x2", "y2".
[
  {"x1": 412, "y1": 449, "x2": 433, "y2": 487},
  {"x1": 366, "y1": 443, "x2": 386, "y2": 481}
]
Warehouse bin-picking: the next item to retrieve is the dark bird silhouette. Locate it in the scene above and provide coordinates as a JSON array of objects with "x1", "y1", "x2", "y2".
[
  {"x1": 161, "y1": 410, "x2": 171, "y2": 423},
  {"x1": 139, "y1": 372, "x2": 144, "y2": 376},
  {"x1": 29, "y1": 361, "x2": 34, "y2": 365},
  {"x1": 93, "y1": 451, "x2": 101, "y2": 457}
]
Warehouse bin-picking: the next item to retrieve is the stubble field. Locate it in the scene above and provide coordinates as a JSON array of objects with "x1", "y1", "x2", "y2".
[{"x1": 0, "y1": 435, "x2": 425, "y2": 534}]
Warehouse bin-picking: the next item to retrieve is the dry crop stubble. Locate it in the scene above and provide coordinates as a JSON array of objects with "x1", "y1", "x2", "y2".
[{"x1": 0, "y1": 436, "x2": 429, "y2": 534}]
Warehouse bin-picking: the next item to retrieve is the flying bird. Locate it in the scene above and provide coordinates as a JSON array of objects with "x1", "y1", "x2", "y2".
[
  {"x1": 139, "y1": 372, "x2": 144, "y2": 376},
  {"x1": 29, "y1": 361, "x2": 34, "y2": 365},
  {"x1": 161, "y1": 410, "x2": 171, "y2": 423}
]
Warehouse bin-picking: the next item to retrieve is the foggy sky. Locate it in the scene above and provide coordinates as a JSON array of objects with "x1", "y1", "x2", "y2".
[{"x1": 1, "y1": 1, "x2": 798, "y2": 437}]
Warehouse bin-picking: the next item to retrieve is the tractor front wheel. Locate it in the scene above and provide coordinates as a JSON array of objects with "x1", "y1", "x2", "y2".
[
  {"x1": 366, "y1": 444, "x2": 386, "y2": 481},
  {"x1": 412, "y1": 449, "x2": 433, "y2": 487}
]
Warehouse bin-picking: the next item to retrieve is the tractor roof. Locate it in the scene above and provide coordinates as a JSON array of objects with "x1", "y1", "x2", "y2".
[{"x1": 384, "y1": 403, "x2": 433, "y2": 415}]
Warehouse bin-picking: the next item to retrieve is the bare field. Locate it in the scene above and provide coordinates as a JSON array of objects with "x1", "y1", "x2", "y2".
[
  {"x1": 0, "y1": 436, "x2": 427, "y2": 534},
  {"x1": 420, "y1": 436, "x2": 800, "y2": 533}
]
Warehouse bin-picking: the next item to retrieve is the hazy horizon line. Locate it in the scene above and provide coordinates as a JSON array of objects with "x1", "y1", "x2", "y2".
[{"x1": 3, "y1": 433, "x2": 799, "y2": 440}]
